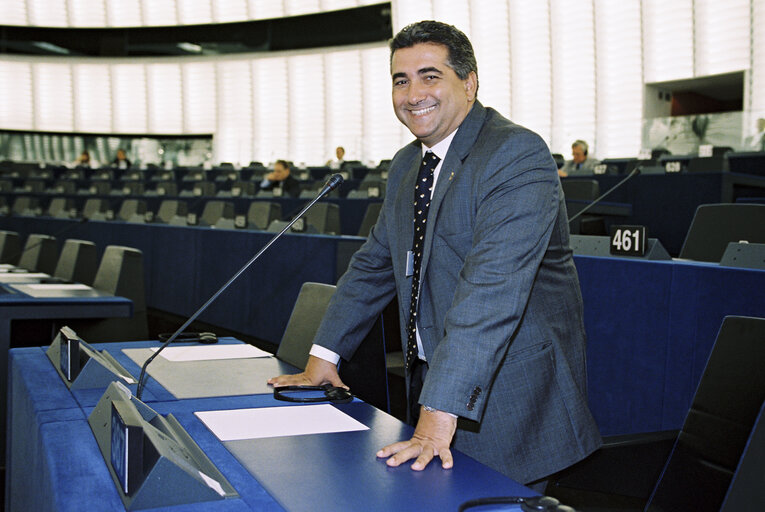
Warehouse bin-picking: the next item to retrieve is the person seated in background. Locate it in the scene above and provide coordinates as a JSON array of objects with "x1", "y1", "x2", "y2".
[
  {"x1": 558, "y1": 140, "x2": 599, "y2": 177},
  {"x1": 111, "y1": 148, "x2": 132, "y2": 169},
  {"x1": 326, "y1": 146, "x2": 346, "y2": 169},
  {"x1": 74, "y1": 150, "x2": 98, "y2": 168},
  {"x1": 259, "y1": 159, "x2": 301, "y2": 197}
]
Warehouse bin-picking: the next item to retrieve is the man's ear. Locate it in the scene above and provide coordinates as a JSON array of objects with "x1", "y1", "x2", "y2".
[{"x1": 464, "y1": 71, "x2": 477, "y2": 102}]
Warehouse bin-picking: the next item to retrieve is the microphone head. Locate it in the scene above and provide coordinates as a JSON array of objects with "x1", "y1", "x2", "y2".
[
  {"x1": 632, "y1": 167, "x2": 642, "y2": 176},
  {"x1": 325, "y1": 173, "x2": 344, "y2": 192}
]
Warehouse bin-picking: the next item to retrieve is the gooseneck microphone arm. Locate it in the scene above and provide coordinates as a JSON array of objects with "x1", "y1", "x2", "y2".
[
  {"x1": 567, "y1": 167, "x2": 641, "y2": 224},
  {"x1": 135, "y1": 173, "x2": 344, "y2": 400}
]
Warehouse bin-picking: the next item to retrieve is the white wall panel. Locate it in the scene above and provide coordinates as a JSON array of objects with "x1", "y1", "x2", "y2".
[
  {"x1": 73, "y1": 63, "x2": 112, "y2": 133},
  {"x1": 147, "y1": 63, "x2": 184, "y2": 133},
  {"x1": 111, "y1": 63, "x2": 148, "y2": 133},
  {"x1": 0, "y1": 60, "x2": 34, "y2": 130},
  {"x1": 642, "y1": 0, "x2": 694, "y2": 82},
  {"x1": 216, "y1": 60, "x2": 253, "y2": 164},
  {"x1": 33, "y1": 62, "x2": 73, "y2": 131},
  {"x1": 182, "y1": 62, "x2": 217, "y2": 133},
  {"x1": 324, "y1": 49, "x2": 364, "y2": 163},
  {"x1": 288, "y1": 54, "x2": 326, "y2": 166},
  {"x1": 251, "y1": 57, "x2": 289, "y2": 165}
]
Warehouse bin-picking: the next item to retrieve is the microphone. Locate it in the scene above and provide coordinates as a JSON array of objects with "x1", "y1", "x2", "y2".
[
  {"x1": 135, "y1": 173, "x2": 345, "y2": 399},
  {"x1": 279, "y1": 173, "x2": 344, "y2": 221},
  {"x1": 5, "y1": 217, "x2": 89, "y2": 267},
  {"x1": 567, "y1": 167, "x2": 641, "y2": 224}
]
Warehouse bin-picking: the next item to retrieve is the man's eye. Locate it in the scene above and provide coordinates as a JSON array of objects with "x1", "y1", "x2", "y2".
[{"x1": 394, "y1": 79, "x2": 408, "y2": 86}]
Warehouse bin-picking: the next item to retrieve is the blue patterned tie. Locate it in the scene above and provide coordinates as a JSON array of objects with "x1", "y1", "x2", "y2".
[{"x1": 405, "y1": 151, "x2": 440, "y2": 371}]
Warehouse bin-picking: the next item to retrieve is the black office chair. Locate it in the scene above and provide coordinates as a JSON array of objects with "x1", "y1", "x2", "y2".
[
  {"x1": 562, "y1": 179, "x2": 605, "y2": 235},
  {"x1": 548, "y1": 316, "x2": 765, "y2": 512},
  {"x1": 0, "y1": 230, "x2": 22, "y2": 264},
  {"x1": 45, "y1": 197, "x2": 74, "y2": 218},
  {"x1": 199, "y1": 200, "x2": 234, "y2": 226},
  {"x1": 81, "y1": 198, "x2": 108, "y2": 220},
  {"x1": 679, "y1": 204, "x2": 765, "y2": 262},
  {"x1": 552, "y1": 153, "x2": 566, "y2": 169},
  {"x1": 117, "y1": 199, "x2": 147, "y2": 222},
  {"x1": 275, "y1": 282, "x2": 390, "y2": 413},
  {"x1": 276, "y1": 282, "x2": 337, "y2": 370},
  {"x1": 52, "y1": 180, "x2": 77, "y2": 194},
  {"x1": 69, "y1": 246, "x2": 149, "y2": 342},
  {"x1": 304, "y1": 203, "x2": 341, "y2": 235},
  {"x1": 155, "y1": 200, "x2": 187, "y2": 223},
  {"x1": 11, "y1": 196, "x2": 39, "y2": 216},
  {"x1": 18, "y1": 234, "x2": 58, "y2": 274},
  {"x1": 357, "y1": 202, "x2": 383, "y2": 237},
  {"x1": 53, "y1": 239, "x2": 98, "y2": 285},
  {"x1": 247, "y1": 202, "x2": 282, "y2": 230}
]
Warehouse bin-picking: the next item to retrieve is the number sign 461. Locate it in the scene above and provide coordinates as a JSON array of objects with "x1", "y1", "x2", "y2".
[{"x1": 610, "y1": 225, "x2": 647, "y2": 257}]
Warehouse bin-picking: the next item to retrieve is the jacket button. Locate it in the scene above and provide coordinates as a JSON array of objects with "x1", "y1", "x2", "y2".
[{"x1": 466, "y1": 402, "x2": 474, "y2": 411}]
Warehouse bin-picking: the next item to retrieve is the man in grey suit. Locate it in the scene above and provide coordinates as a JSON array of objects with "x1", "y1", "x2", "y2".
[
  {"x1": 270, "y1": 20, "x2": 601, "y2": 487},
  {"x1": 558, "y1": 139, "x2": 600, "y2": 177}
]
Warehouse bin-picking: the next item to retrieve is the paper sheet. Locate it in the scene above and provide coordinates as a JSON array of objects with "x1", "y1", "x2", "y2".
[
  {"x1": 150, "y1": 344, "x2": 271, "y2": 362},
  {"x1": 0, "y1": 273, "x2": 49, "y2": 281},
  {"x1": 24, "y1": 283, "x2": 92, "y2": 290},
  {"x1": 195, "y1": 404, "x2": 368, "y2": 441}
]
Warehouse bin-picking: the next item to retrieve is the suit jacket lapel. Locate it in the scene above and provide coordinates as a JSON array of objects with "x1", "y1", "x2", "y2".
[
  {"x1": 419, "y1": 101, "x2": 488, "y2": 285},
  {"x1": 396, "y1": 149, "x2": 424, "y2": 315}
]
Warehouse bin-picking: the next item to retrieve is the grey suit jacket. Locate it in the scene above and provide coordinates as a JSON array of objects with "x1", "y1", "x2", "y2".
[
  {"x1": 560, "y1": 156, "x2": 600, "y2": 174},
  {"x1": 313, "y1": 101, "x2": 601, "y2": 483}
]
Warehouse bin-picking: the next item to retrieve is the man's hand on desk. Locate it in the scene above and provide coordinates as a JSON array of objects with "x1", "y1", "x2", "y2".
[
  {"x1": 376, "y1": 406, "x2": 457, "y2": 471},
  {"x1": 267, "y1": 355, "x2": 348, "y2": 389}
]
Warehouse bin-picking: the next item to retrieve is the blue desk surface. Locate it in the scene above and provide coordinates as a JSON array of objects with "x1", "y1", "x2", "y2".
[{"x1": 7, "y1": 342, "x2": 534, "y2": 511}]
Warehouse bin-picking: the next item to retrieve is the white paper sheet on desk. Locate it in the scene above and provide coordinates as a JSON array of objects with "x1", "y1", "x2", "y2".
[
  {"x1": 195, "y1": 404, "x2": 368, "y2": 441},
  {"x1": 0, "y1": 273, "x2": 49, "y2": 280},
  {"x1": 149, "y1": 344, "x2": 271, "y2": 362},
  {"x1": 24, "y1": 283, "x2": 92, "y2": 290}
]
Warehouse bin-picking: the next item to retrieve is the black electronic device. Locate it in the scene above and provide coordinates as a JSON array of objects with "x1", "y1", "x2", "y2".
[
  {"x1": 459, "y1": 495, "x2": 576, "y2": 511},
  {"x1": 89, "y1": 382, "x2": 238, "y2": 510},
  {"x1": 157, "y1": 331, "x2": 218, "y2": 344},
  {"x1": 273, "y1": 384, "x2": 353, "y2": 404},
  {"x1": 135, "y1": 173, "x2": 344, "y2": 400},
  {"x1": 46, "y1": 326, "x2": 136, "y2": 389}
]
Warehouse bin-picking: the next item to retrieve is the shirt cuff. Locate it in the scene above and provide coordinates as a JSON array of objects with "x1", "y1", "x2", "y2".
[{"x1": 308, "y1": 344, "x2": 341, "y2": 365}]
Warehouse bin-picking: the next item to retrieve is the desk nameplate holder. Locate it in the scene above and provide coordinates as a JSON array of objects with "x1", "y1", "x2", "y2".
[
  {"x1": 45, "y1": 326, "x2": 137, "y2": 390},
  {"x1": 89, "y1": 382, "x2": 238, "y2": 510}
]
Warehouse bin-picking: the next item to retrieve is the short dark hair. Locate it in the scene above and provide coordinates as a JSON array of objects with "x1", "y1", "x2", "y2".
[
  {"x1": 390, "y1": 20, "x2": 478, "y2": 92},
  {"x1": 275, "y1": 159, "x2": 290, "y2": 170}
]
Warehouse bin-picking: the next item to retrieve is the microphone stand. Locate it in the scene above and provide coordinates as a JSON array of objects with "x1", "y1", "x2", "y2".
[
  {"x1": 568, "y1": 168, "x2": 641, "y2": 224},
  {"x1": 135, "y1": 174, "x2": 344, "y2": 399}
]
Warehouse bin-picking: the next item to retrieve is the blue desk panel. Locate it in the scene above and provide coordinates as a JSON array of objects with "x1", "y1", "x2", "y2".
[{"x1": 8, "y1": 344, "x2": 534, "y2": 511}]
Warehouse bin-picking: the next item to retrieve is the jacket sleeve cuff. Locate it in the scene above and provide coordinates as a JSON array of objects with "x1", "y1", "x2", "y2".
[{"x1": 308, "y1": 344, "x2": 341, "y2": 365}]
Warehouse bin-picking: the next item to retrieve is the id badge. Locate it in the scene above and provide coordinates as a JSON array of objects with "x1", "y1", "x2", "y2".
[{"x1": 405, "y1": 251, "x2": 414, "y2": 277}]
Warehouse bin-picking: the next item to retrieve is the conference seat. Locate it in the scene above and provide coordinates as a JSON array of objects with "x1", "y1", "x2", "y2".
[
  {"x1": 154, "y1": 200, "x2": 188, "y2": 224},
  {"x1": 53, "y1": 239, "x2": 98, "y2": 285},
  {"x1": 552, "y1": 153, "x2": 565, "y2": 169},
  {"x1": 117, "y1": 182, "x2": 145, "y2": 196},
  {"x1": 21, "y1": 179, "x2": 47, "y2": 193},
  {"x1": 68, "y1": 245, "x2": 149, "y2": 342},
  {"x1": 0, "y1": 179, "x2": 12, "y2": 192},
  {"x1": 285, "y1": 202, "x2": 341, "y2": 235},
  {"x1": 357, "y1": 202, "x2": 383, "y2": 237},
  {"x1": 17, "y1": 234, "x2": 58, "y2": 274},
  {"x1": 81, "y1": 198, "x2": 108, "y2": 220},
  {"x1": 275, "y1": 282, "x2": 337, "y2": 370},
  {"x1": 11, "y1": 196, "x2": 39, "y2": 216},
  {"x1": 82, "y1": 181, "x2": 111, "y2": 196},
  {"x1": 562, "y1": 179, "x2": 605, "y2": 235},
  {"x1": 547, "y1": 316, "x2": 765, "y2": 512},
  {"x1": 153, "y1": 181, "x2": 178, "y2": 196},
  {"x1": 199, "y1": 200, "x2": 234, "y2": 226},
  {"x1": 217, "y1": 181, "x2": 256, "y2": 198},
  {"x1": 117, "y1": 199, "x2": 147, "y2": 222},
  {"x1": 356, "y1": 179, "x2": 386, "y2": 199},
  {"x1": 679, "y1": 204, "x2": 765, "y2": 262},
  {"x1": 45, "y1": 197, "x2": 74, "y2": 218},
  {"x1": 52, "y1": 180, "x2": 77, "y2": 194},
  {"x1": 247, "y1": 201, "x2": 282, "y2": 230},
  {"x1": 0, "y1": 230, "x2": 22, "y2": 264}
]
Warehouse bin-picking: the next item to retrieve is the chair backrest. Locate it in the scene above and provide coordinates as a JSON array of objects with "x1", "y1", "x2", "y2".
[
  {"x1": 561, "y1": 179, "x2": 600, "y2": 201},
  {"x1": 552, "y1": 153, "x2": 565, "y2": 169},
  {"x1": 92, "y1": 246, "x2": 147, "y2": 313},
  {"x1": 46, "y1": 197, "x2": 73, "y2": 218},
  {"x1": 54, "y1": 239, "x2": 98, "y2": 285},
  {"x1": 305, "y1": 202, "x2": 341, "y2": 235},
  {"x1": 82, "y1": 198, "x2": 106, "y2": 219},
  {"x1": 646, "y1": 316, "x2": 765, "y2": 512},
  {"x1": 247, "y1": 202, "x2": 282, "y2": 230},
  {"x1": 276, "y1": 282, "x2": 336, "y2": 370},
  {"x1": 156, "y1": 200, "x2": 187, "y2": 223},
  {"x1": 357, "y1": 202, "x2": 383, "y2": 237},
  {"x1": 117, "y1": 199, "x2": 147, "y2": 221},
  {"x1": 200, "y1": 201, "x2": 234, "y2": 226},
  {"x1": 679, "y1": 204, "x2": 765, "y2": 262},
  {"x1": 18, "y1": 234, "x2": 58, "y2": 274},
  {"x1": 155, "y1": 181, "x2": 178, "y2": 196},
  {"x1": 0, "y1": 230, "x2": 21, "y2": 264},
  {"x1": 12, "y1": 196, "x2": 37, "y2": 215}
]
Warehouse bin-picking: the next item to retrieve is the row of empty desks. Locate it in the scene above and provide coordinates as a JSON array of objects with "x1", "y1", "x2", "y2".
[{"x1": 7, "y1": 339, "x2": 534, "y2": 511}]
